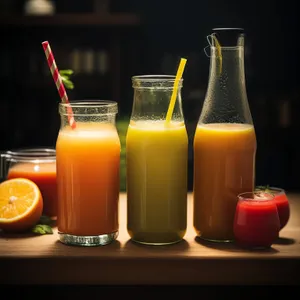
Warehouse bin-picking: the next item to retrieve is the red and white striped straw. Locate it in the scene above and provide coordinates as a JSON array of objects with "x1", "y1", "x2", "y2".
[{"x1": 42, "y1": 41, "x2": 76, "y2": 129}]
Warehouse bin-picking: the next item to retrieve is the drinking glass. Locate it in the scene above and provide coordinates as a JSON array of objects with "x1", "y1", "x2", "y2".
[
  {"x1": 0, "y1": 148, "x2": 57, "y2": 218},
  {"x1": 56, "y1": 100, "x2": 120, "y2": 246},
  {"x1": 255, "y1": 186, "x2": 290, "y2": 230},
  {"x1": 234, "y1": 191, "x2": 280, "y2": 249}
]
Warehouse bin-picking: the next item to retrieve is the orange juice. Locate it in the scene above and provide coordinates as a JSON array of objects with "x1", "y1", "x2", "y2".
[
  {"x1": 56, "y1": 122, "x2": 120, "y2": 236},
  {"x1": 126, "y1": 120, "x2": 188, "y2": 245},
  {"x1": 193, "y1": 123, "x2": 257, "y2": 241},
  {"x1": 7, "y1": 162, "x2": 57, "y2": 217}
]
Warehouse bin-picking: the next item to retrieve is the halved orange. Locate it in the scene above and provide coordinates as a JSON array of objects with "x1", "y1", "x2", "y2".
[{"x1": 0, "y1": 178, "x2": 43, "y2": 233}]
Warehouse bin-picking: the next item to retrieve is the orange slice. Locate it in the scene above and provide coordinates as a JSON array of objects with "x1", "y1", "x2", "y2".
[{"x1": 0, "y1": 178, "x2": 43, "y2": 233}]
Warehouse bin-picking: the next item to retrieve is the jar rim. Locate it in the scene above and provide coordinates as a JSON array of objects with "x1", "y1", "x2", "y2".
[
  {"x1": 59, "y1": 100, "x2": 118, "y2": 116},
  {"x1": 132, "y1": 75, "x2": 183, "y2": 82},
  {"x1": 132, "y1": 75, "x2": 183, "y2": 89},
  {"x1": 2, "y1": 148, "x2": 56, "y2": 162},
  {"x1": 59, "y1": 100, "x2": 117, "y2": 108}
]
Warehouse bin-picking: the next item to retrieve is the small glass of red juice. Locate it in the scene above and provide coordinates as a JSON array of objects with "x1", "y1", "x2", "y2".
[
  {"x1": 256, "y1": 186, "x2": 290, "y2": 230},
  {"x1": 0, "y1": 148, "x2": 57, "y2": 218},
  {"x1": 234, "y1": 191, "x2": 280, "y2": 249}
]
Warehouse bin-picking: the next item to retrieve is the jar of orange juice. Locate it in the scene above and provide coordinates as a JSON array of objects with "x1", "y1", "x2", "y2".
[{"x1": 0, "y1": 148, "x2": 57, "y2": 218}]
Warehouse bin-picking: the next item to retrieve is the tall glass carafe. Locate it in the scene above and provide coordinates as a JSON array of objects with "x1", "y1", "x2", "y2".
[
  {"x1": 193, "y1": 28, "x2": 257, "y2": 242},
  {"x1": 126, "y1": 75, "x2": 188, "y2": 245}
]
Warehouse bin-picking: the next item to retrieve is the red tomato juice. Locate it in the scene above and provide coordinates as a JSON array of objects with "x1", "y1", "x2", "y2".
[
  {"x1": 234, "y1": 198, "x2": 280, "y2": 248},
  {"x1": 273, "y1": 191, "x2": 290, "y2": 230},
  {"x1": 256, "y1": 186, "x2": 290, "y2": 230},
  {"x1": 7, "y1": 162, "x2": 57, "y2": 217}
]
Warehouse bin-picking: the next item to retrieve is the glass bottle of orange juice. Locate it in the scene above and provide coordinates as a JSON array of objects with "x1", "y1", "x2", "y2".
[
  {"x1": 56, "y1": 101, "x2": 120, "y2": 246},
  {"x1": 193, "y1": 28, "x2": 257, "y2": 242},
  {"x1": 126, "y1": 75, "x2": 188, "y2": 245}
]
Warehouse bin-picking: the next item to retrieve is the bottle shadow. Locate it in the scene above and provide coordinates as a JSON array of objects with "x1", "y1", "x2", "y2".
[
  {"x1": 194, "y1": 236, "x2": 279, "y2": 254},
  {"x1": 273, "y1": 236, "x2": 296, "y2": 245}
]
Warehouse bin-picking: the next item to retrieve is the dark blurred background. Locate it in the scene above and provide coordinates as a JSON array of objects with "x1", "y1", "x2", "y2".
[{"x1": 0, "y1": 0, "x2": 299, "y2": 191}]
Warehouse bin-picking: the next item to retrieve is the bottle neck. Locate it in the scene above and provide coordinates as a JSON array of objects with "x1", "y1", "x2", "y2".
[
  {"x1": 199, "y1": 45, "x2": 253, "y2": 125},
  {"x1": 209, "y1": 46, "x2": 246, "y2": 85}
]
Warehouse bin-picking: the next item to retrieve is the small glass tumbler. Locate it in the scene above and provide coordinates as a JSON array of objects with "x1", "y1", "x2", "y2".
[
  {"x1": 233, "y1": 191, "x2": 280, "y2": 249},
  {"x1": 56, "y1": 100, "x2": 120, "y2": 246},
  {"x1": 0, "y1": 148, "x2": 57, "y2": 218},
  {"x1": 255, "y1": 186, "x2": 290, "y2": 230}
]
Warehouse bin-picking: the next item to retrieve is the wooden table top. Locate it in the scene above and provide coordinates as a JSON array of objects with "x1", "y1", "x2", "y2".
[{"x1": 1, "y1": 192, "x2": 300, "y2": 285}]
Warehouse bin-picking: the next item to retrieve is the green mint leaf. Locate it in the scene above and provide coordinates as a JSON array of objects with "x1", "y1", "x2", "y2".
[
  {"x1": 59, "y1": 69, "x2": 75, "y2": 90},
  {"x1": 60, "y1": 69, "x2": 74, "y2": 76},
  {"x1": 31, "y1": 224, "x2": 53, "y2": 235},
  {"x1": 60, "y1": 75, "x2": 68, "y2": 83},
  {"x1": 60, "y1": 76, "x2": 74, "y2": 90},
  {"x1": 32, "y1": 225, "x2": 45, "y2": 234},
  {"x1": 39, "y1": 215, "x2": 55, "y2": 226},
  {"x1": 64, "y1": 80, "x2": 74, "y2": 90},
  {"x1": 42, "y1": 225, "x2": 53, "y2": 234},
  {"x1": 256, "y1": 185, "x2": 273, "y2": 195},
  {"x1": 61, "y1": 78, "x2": 73, "y2": 89}
]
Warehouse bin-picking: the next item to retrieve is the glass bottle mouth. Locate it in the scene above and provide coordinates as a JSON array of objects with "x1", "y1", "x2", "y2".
[
  {"x1": 2, "y1": 148, "x2": 56, "y2": 163},
  {"x1": 210, "y1": 27, "x2": 245, "y2": 48},
  {"x1": 59, "y1": 100, "x2": 118, "y2": 116},
  {"x1": 132, "y1": 75, "x2": 183, "y2": 89},
  {"x1": 212, "y1": 27, "x2": 244, "y2": 33}
]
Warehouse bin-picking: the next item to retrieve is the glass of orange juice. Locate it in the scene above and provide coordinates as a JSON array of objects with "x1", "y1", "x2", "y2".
[
  {"x1": 56, "y1": 100, "x2": 120, "y2": 246},
  {"x1": 0, "y1": 148, "x2": 57, "y2": 218}
]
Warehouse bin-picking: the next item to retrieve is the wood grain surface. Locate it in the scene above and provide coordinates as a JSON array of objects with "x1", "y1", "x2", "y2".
[{"x1": 1, "y1": 193, "x2": 299, "y2": 285}]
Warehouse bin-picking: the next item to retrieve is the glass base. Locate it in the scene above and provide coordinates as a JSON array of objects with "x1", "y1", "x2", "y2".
[
  {"x1": 197, "y1": 235, "x2": 234, "y2": 243},
  {"x1": 58, "y1": 231, "x2": 118, "y2": 246},
  {"x1": 131, "y1": 238, "x2": 182, "y2": 246}
]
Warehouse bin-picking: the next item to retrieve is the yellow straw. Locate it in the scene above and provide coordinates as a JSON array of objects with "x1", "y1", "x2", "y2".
[
  {"x1": 212, "y1": 34, "x2": 222, "y2": 75},
  {"x1": 165, "y1": 58, "x2": 187, "y2": 125}
]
